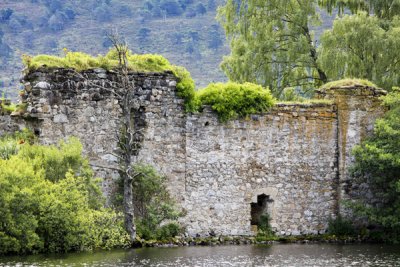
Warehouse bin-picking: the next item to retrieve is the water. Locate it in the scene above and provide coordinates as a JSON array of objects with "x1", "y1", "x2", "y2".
[{"x1": 1, "y1": 244, "x2": 400, "y2": 267}]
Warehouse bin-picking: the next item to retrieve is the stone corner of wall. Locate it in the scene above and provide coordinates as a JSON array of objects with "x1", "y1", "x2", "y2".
[{"x1": 315, "y1": 85, "x2": 387, "y2": 99}]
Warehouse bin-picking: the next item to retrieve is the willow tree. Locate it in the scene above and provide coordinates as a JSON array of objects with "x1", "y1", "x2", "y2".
[
  {"x1": 217, "y1": 0, "x2": 328, "y2": 98},
  {"x1": 318, "y1": 0, "x2": 400, "y2": 20},
  {"x1": 318, "y1": 12, "x2": 400, "y2": 90}
]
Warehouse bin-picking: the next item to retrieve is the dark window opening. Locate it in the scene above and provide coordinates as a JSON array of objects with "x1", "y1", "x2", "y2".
[{"x1": 251, "y1": 194, "x2": 273, "y2": 226}]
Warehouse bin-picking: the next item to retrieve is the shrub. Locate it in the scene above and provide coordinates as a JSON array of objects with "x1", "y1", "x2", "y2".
[
  {"x1": 0, "y1": 129, "x2": 34, "y2": 160},
  {"x1": 197, "y1": 82, "x2": 276, "y2": 121},
  {"x1": 327, "y1": 215, "x2": 355, "y2": 236},
  {"x1": 156, "y1": 222, "x2": 182, "y2": 240},
  {"x1": 350, "y1": 88, "x2": 400, "y2": 242},
  {"x1": 115, "y1": 164, "x2": 183, "y2": 241},
  {"x1": 0, "y1": 135, "x2": 129, "y2": 255}
]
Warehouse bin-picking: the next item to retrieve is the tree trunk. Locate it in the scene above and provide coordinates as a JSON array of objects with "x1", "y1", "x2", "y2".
[
  {"x1": 303, "y1": 25, "x2": 328, "y2": 84},
  {"x1": 121, "y1": 87, "x2": 136, "y2": 244},
  {"x1": 123, "y1": 169, "x2": 136, "y2": 242}
]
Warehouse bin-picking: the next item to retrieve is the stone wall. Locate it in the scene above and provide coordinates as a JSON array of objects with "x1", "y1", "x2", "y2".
[
  {"x1": 1, "y1": 68, "x2": 385, "y2": 237},
  {"x1": 184, "y1": 104, "x2": 338, "y2": 236},
  {"x1": 0, "y1": 100, "x2": 24, "y2": 136},
  {"x1": 316, "y1": 86, "x2": 387, "y2": 213},
  {"x1": 21, "y1": 68, "x2": 182, "y2": 198}
]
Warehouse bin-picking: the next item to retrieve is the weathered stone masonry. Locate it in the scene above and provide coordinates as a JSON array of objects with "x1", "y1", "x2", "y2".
[{"x1": 2, "y1": 68, "x2": 386, "y2": 237}]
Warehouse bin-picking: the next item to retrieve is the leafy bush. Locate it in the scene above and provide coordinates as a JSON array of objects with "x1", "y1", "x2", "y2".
[
  {"x1": 197, "y1": 82, "x2": 276, "y2": 121},
  {"x1": 0, "y1": 136, "x2": 129, "y2": 255},
  {"x1": 156, "y1": 222, "x2": 182, "y2": 240},
  {"x1": 0, "y1": 129, "x2": 34, "y2": 160},
  {"x1": 255, "y1": 214, "x2": 275, "y2": 241},
  {"x1": 120, "y1": 164, "x2": 184, "y2": 241},
  {"x1": 350, "y1": 88, "x2": 400, "y2": 242},
  {"x1": 327, "y1": 215, "x2": 355, "y2": 236},
  {"x1": 258, "y1": 214, "x2": 272, "y2": 233}
]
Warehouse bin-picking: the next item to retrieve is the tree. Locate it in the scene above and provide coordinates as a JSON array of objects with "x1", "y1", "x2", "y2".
[
  {"x1": 188, "y1": 30, "x2": 200, "y2": 43},
  {"x1": 138, "y1": 28, "x2": 151, "y2": 43},
  {"x1": 208, "y1": 24, "x2": 223, "y2": 50},
  {"x1": 103, "y1": 32, "x2": 139, "y2": 245},
  {"x1": 318, "y1": 0, "x2": 400, "y2": 20},
  {"x1": 0, "y1": 8, "x2": 13, "y2": 22},
  {"x1": 171, "y1": 32, "x2": 184, "y2": 46},
  {"x1": 93, "y1": 5, "x2": 112, "y2": 22},
  {"x1": 160, "y1": 0, "x2": 184, "y2": 16},
  {"x1": 195, "y1": 3, "x2": 207, "y2": 15},
  {"x1": 69, "y1": 32, "x2": 141, "y2": 245},
  {"x1": 318, "y1": 12, "x2": 400, "y2": 90},
  {"x1": 48, "y1": 12, "x2": 66, "y2": 32},
  {"x1": 207, "y1": 0, "x2": 217, "y2": 11},
  {"x1": 217, "y1": 0, "x2": 327, "y2": 98},
  {"x1": 185, "y1": 8, "x2": 197, "y2": 18},
  {"x1": 351, "y1": 89, "x2": 400, "y2": 242}
]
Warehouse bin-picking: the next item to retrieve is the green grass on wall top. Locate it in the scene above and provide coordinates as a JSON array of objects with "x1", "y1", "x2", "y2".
[
  {"x1": 22, "y1": 48, "x2": 196, "y2": 112},
  {"x1": 320, "y1": 79, "x2": 378, "y2": 91}
]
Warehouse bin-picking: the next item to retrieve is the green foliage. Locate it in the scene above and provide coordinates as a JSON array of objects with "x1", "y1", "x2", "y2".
[
  {"x1": 319, "y1": 0, "x2": 400, "y2": 20},
  {"x1": 155, "y1": 222, "x2": 182, "y2": 240},
  {"x1": 217, "y1": 0, "x2": 327, "y2": 97},
  {"x1": 327, "y1": 215, "x2": 355, "y2": 236},
  {"x1": 1, "y1": 102, "x2": 16, "y2": 113},
  {"x1": 0, "y1": 136, "x2": 129, "y2": 255},
  {"x1": 258, "y1": 214, "x2": 273, "y2": 233},
  {"x1": 0, "y1": 129, "x2": 35, "y2": 160},
  {"x1": 218, "y1": 0, "x2": 400, "y2": 96},
  {"x1": 130, "y1": 164, "x2": 183, "y2": 241},
  {"x1": 279, "y1": 99, "x2": 334, "y2": 106},
  {"x1": 351, "y1": 88, "x2": 400, "y2": 242},
  {"x1": 255, "y1": 214, "x2": 275, "y2": 241},
  {"x1": 171, "y1": 66, "x2": 197, "y2": 112},
  {"x1": 320, "y1": 79, "x2": 378, "y2": 91},
  {"x1": 318, "y1": 13, "x2": 400, "y2": 90},
  {"x1": 280, "y1": 87, "x2": 306, "y2": 102},
  {"x1": 22, "y1": 48, "x2": 196, "y2": 112},
  {"x1": 197, "y1": 82, "x2": 276, "y2": 121}
]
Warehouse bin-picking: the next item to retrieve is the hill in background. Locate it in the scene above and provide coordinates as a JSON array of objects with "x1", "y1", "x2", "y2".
[
  {"x1": 0, "y1": 0, "x2": 229, "y2": 99},
  {"x1": 0, "y1": 0, "x2": 335, "y2": 100}
]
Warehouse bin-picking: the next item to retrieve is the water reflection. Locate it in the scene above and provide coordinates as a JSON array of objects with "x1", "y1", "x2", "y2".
[{"x1": 1, "y1": 244, "x2": 400, "y2": 266}]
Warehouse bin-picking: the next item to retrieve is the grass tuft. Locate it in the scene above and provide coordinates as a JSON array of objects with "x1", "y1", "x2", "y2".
[{"x1": 320, "y1": 79, "x2": 378, "y2": 90}]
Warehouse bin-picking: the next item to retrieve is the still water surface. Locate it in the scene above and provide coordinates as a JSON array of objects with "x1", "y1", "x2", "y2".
[{"x1": 1, "y1": 244, "x2": 400, "y2": 267}]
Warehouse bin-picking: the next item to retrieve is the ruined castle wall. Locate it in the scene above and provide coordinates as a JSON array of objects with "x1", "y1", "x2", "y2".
[
  {"x1": 15, "y1": 69, "x2": 386, "y2": 237},
  {"x1": 22, "y1": 68, "x2": 183, "y2": 198},
  {"x1": 184, "y1": 104, "x2": 338, "y2": 236},
  {"x1": 0, "y1": 100, "x2": 25, "y2": 136},
  {"x1": 317, "y1": 86, "x2": 387, "y2": 211}
]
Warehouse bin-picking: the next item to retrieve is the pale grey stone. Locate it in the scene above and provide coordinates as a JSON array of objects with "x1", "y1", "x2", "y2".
[{"x1": 53, "y1": 114, "x2": 69, "y2": 123}]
